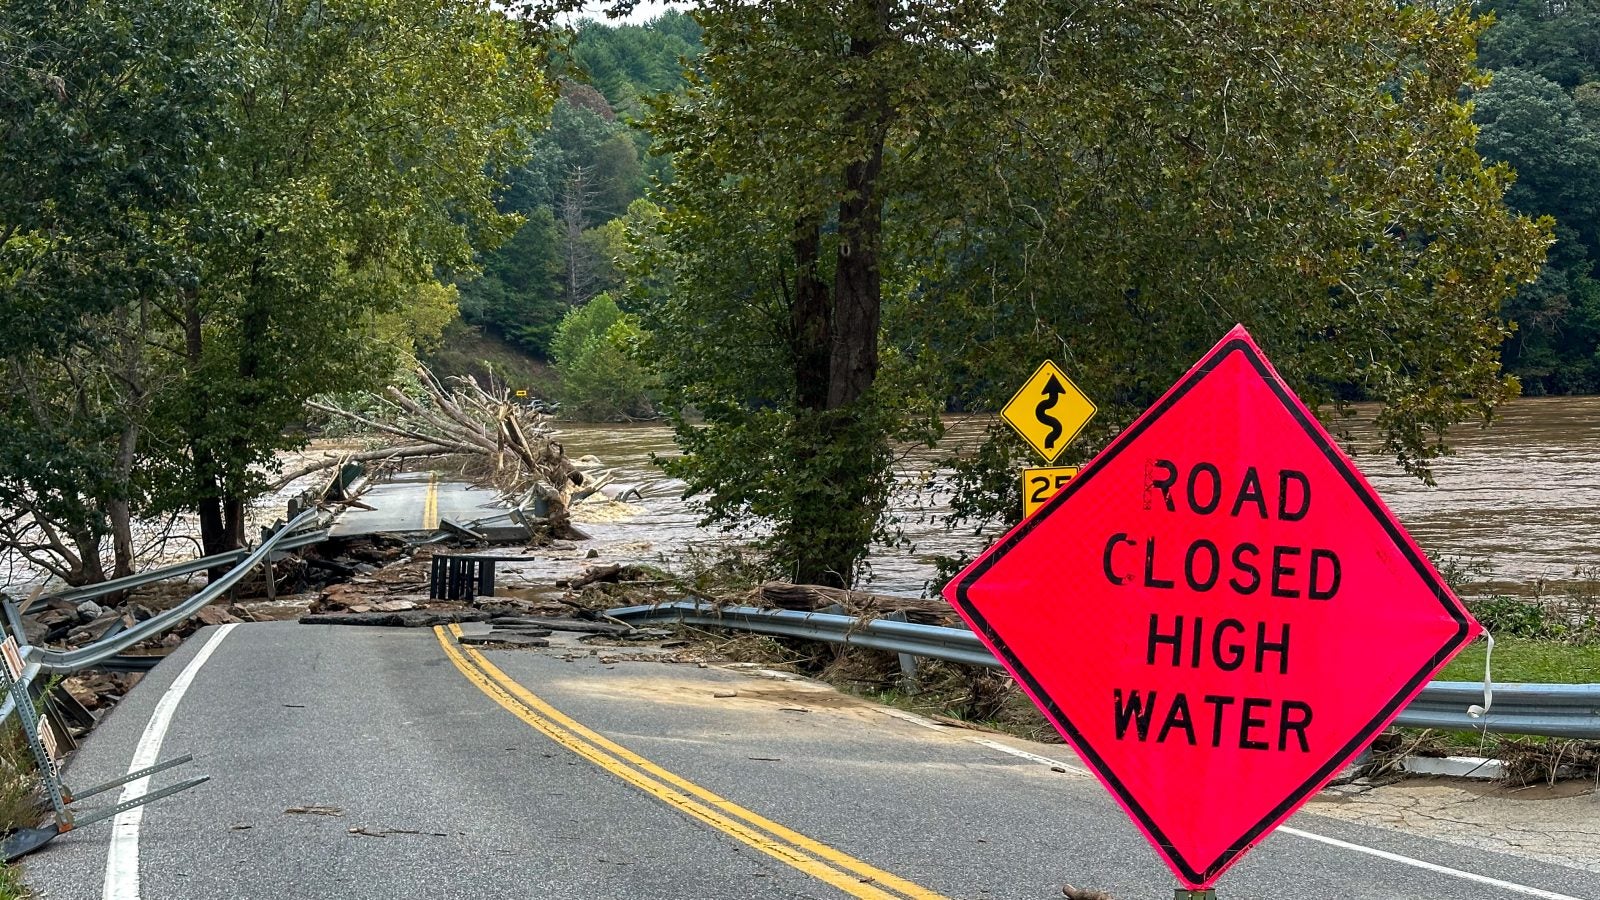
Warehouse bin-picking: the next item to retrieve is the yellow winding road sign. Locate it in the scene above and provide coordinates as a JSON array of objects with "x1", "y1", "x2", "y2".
[{"x1": 1001, "y1": 360, "x2": 1096, "y2": 464}]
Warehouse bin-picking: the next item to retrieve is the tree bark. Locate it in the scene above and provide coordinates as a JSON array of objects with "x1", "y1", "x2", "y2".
[
  {"x1": 791, "y1": 218, "x2": 832, "y2": 413},
  {"x1": 827, "y1": 3, "x2": 889, "y2": 411},
  {"x1": 108, "y1": 483, "x2": 136, "y2": 582},
  {"x1": 184, "y1": 296, "x2": 233, "y2": 571}
]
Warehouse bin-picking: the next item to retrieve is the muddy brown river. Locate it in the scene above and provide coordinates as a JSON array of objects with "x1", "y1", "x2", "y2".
[{"x1": 558, "y1": 396, "x2": 1600, "y2": 599}]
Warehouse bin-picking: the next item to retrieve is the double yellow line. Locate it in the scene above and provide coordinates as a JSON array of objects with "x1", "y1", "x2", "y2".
[
  {"x1": 435, "y1": 624, "x2": 947, "y2": 900},
  {"x1": 421, "y1": 471, "x2": 439, "y2": 530}
]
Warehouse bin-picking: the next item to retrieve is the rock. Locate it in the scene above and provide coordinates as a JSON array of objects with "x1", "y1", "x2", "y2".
[
  {"x1": 371, "y1": 599, "x2": 419, "y2": 613},
  {"x1": 129, "y1": 603, "x2": 156, "y2": 622},
  {"x1": 197, "y1": 606, "x2": 243, "y2": 627},
  {"x1": 298, "y1": 610, "x2": 490, "y2": 627},
  {"x1": 161, "y1": 633, "x2": 182, "y2": 648},
  {"x1": 226, "y1": 604, "x2": 257, "y2": 623},
  {"x1": 549, "y1": 540, "x2": 576, "y2": 551},
  {"x1": 37, "y1": 609, "x2": 74, "y2": 629},
  {"x1": 458, "y1": 633, "x2": 550, "y2": 648},
  {"x1": 76, "y1": 600, "x2": 104, "y2": 620},
  {"x1": 584, "y1": 549, "x2": 599, "y2": 559}
]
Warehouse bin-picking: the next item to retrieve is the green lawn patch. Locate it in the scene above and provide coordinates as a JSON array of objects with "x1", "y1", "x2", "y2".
[{"x1": 1439, "y1": 637, "x2": 1600, "y2": 684}]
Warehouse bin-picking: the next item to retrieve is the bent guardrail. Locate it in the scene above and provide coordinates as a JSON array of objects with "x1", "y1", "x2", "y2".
[
  {"x1": 35, "y1": 526, "x2": 327, "y2": 609},
  {"x1": 1, "y1": 508, "x2": 324, "y2": 719},
  {"x1": 610, "y1": 600, "x2": 1600, "y2": 740},
  {"x1": 0, "y1": 508, "x2": 327, "y2": 859}
]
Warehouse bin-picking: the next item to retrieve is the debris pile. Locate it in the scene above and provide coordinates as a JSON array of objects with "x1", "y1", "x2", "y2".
[{"x1": 291, "y1": 366, "x2": 585, "y2": 538}]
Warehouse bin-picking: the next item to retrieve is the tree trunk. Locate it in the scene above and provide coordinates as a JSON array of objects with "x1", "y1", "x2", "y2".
[
  {"x1": 827, "y1": 135, "x2": 886, "y2": 409},
  {"x1": 791, "y1": 218, "x2": 831, "y2": 413},
  {"x1": 68, "y1": 526, "x2": 107, "y2": 586},
  {"x1": 109, "y1": 420, "x2": 140, "y2": 579},
  {"x1": 790, "y1": 0, "x2": 892, "y2": 588},
  {"x1": 184, "y1": 297, "x2": 234, "y2": 571},
  {"x1": 788, "y1": 217, "x2": 847, "y2": 587},
  {"x1": 224, "y1": 496, "x2": 247, "y2": 550}
]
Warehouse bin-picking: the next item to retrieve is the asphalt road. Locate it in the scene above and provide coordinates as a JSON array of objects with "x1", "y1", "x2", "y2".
[
  {"x1": 21, "y1": 622, "x2": 1599, "y2": 899},
  {"x1": 329, "y1": 471, "x2": 494, "y2": 536}
]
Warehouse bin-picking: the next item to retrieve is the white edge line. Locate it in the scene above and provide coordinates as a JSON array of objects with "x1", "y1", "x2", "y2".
[
  {"x1": 881, "y1": 708, "x2": 1591, "y2": 899},
  {"x1": 880, "y1": 708, "x2": 1089, "y2": 774},
  {"x1": 102, "y1": 622, "x2": 239, "y2": 900},
  {"x1": 965, "y1": 737, "x2": 1089, "y2": 775},
  {"x1": 1278, "y1": 826, "x2": 1592, "y2": 900}
]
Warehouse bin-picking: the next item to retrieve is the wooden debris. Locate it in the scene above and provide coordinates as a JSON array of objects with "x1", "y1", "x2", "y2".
[{"x1": 304, "y1": 366, "x2": 584, "y2": 538}]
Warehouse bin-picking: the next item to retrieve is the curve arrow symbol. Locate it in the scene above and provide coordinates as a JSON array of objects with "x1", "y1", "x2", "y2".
[{"x1": 1036, "y1": 374, "x2": 1066, "y2": 450}]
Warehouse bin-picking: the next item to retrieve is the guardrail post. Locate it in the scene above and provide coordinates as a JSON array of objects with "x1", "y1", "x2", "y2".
[
  {"x1": 0, "y1": 658, "x2": 69, "y2": 829},
  {"x1": 1, "y1": 600, "x2": 27, "y2": 645},
  {"x1": 885, "y1": 612, "x2": 919, "y2": 688}
]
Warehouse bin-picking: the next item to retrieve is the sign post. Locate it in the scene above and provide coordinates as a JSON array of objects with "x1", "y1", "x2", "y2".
[{"x1": 945, "y1": 326, "x2": 1480, "y2": 894}]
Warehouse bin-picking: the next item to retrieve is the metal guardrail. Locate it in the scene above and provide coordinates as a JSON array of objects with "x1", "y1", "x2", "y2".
[
  {"x1": 37, "y1": 526, "x2": 328, "y2": 607},
  {"x1": 28, "y1": 508, "x2": 322, "y2": 676},
  {"x1": 0, "y1": 509, "x2": 325, "y2": 730},
  {"x1": 0, "y1": 510, "x2": 323, "y2": 859},
  {"x1": 611, "y1": 600, "x2": 1600, "y2": 740}
]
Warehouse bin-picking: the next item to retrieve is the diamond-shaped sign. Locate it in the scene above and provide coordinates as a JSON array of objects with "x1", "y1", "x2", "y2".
[
  {"x1": 1001, "y1": 360, "x2": 1096, "y2": 463},
  {"x1": 945, "y1": 326, "x2": 1479, "y2": 889}
]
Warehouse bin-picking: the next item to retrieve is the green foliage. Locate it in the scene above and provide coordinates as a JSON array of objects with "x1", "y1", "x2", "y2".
[
  {"x1": 459, "y1": 13, "x2": 700, "y2": 356},
  {"x1": 137, "y1": 0, "x2": 555, "y2": 552},
  {"x1": 0, "y1": 0, "x2": 238, "y2": 353},
  {"x1": 571, "y1": 10, "x2": 702, "y2": 114},
  {"x1": 458, "y1": 208, "x2": 567, "y2": 354},
  {"x1": 0, "y1": 0, "x2": 241, "y2": 582},
  {"x1": 641, "y1": 0, "x2": 1547, "y2": 585},
  {"x1": 2, "y1": 0, "x2": 557, "y2": 572},
  {"x1": 1467, "y1": 596, "x2": 1583, "y2": 641},
  {"x1": 550, "y1": 295, "x2": 653, "y2": 420},
  {"x1": 1473, "y1": 1, "x2": 1600, "y2": 393}
]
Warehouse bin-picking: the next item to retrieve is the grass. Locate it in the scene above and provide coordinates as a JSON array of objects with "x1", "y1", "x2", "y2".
[
  {"x1": 0, "y1": 722, "x2": 41, "y2": 899},
  {"x1": 0, "y1": 865, "x2": 29, "y2": 900},
  {"x1": 1439, "y1": 636, "x2": 1600, "y2": 683}
]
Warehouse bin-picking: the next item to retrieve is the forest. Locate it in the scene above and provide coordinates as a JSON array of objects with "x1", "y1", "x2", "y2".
[
  {"x1": 2, "y1": 0, "x2": 1594, "y2": 592},
  {"x1": 449, "y1": 3, "x2": 1600, "y2": 403}
]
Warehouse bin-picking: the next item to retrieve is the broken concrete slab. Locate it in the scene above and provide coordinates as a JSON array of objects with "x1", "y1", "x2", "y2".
[
  {"x1": 489, "y1": 626, "x2": 553, "y2": 637},
  {"x1": 299, "y1": 610, "x2": 489, "y2": 628},
  {"x1": 458, "y1": 633, "x2": 550, "y2": 648},
  {"x1": 488, "y1": 616, "x2": 630, "y2": 636}
]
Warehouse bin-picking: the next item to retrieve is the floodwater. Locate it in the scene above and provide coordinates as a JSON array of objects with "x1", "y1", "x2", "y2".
[
  {"x1": 557, "y1": 396, "x2": 1600, "y2": 599},
  {"x1": 8, "y1": 398, "x2": 1594, "y2": 600}
]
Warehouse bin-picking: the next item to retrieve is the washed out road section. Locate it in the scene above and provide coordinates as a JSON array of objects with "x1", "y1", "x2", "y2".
[{"x1": 330, "y1": 470, "x2": 495, "y2": 537}]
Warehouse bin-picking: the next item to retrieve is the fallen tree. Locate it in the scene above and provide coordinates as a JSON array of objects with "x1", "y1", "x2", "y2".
[{"x1": 303, "y1": 367, "x2": 584, "y2": 536}]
